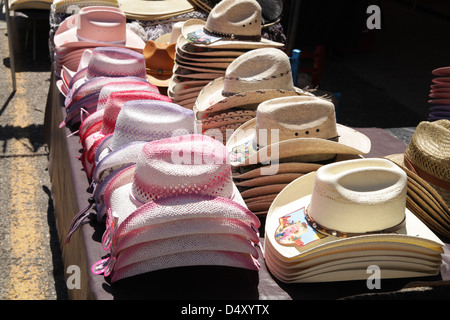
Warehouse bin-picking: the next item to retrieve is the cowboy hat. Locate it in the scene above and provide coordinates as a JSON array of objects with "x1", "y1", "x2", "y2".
[
  {"x1": 194, "y1": 47, "x2": 310, "y2": 117},
  {"x1": 144, "y1": 40, "x2": 176, "y2": 88},
  {"x1": 226, "y1": 95, "x2": 371, "y2": 166},
  {"x1": 53, "y1": 6, "x2": 145, "y2": 51},
  {"x1": 181, "y1": 0, "x2": 284, "y2": 49},
  {"x1": 264, "y1": 158, "x2": 444, "y2": 282}
]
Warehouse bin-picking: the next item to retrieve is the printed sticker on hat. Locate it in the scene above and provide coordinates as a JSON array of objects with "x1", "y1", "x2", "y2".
[
  {"x1": 187, "y1": 30, "x2": 221, "y2": 45},
  {"x1": 275, "y1": 207, "x2": 325, "y2": 249}
]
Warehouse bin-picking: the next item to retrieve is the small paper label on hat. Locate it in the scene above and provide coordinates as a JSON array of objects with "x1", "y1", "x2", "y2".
[
  {"x1": 275, "y1": 207, "x2": 324, "y2": 248},
  {"x1": 186, "y1": 30, "x2": 222, "y2": 45}
]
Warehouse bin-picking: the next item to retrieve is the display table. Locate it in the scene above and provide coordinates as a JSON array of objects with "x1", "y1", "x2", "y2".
[{"x1": 44, "y1": 69, "x2": 450, "y2": 300}]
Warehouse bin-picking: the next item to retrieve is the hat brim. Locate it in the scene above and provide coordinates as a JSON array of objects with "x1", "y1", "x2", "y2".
[
  {"x1": 264, "y1": 239, "x2": 442, "y2": 283},
  {"x1": 176, "y1": 36, "x2": 249, "y2": 57},
  {"x1": 265, "y1": 171, "x2": 444, "y2": 262},
  {"x1": 194, "y1": 76, "x2": 306, "y2": 115},
  {"x1": 232, "y1": 162, "x2": 323, "y2": 180},
  {"x1": 106, "y1": 164, "x2": 251, "y2": 226},
  {"x1": 226, "y1": 118, "x2": 372, "y2": 166},
  {"x1": 181, "y1": 19, "x2": 284, "y2": 49}
]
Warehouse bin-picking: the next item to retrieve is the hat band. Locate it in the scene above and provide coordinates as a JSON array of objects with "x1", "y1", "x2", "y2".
[
  {"x1": 253, "y1": 134, "x2": 340, "y2": 150},
  {"x1": 203, "y1": 27, "x2": 261, "y2": 42},
  {"x1": 76, "y1": 33, "x2": 126, "y2": 46},
  {"x1": 305, "y1": 205, "x2": 406, "y2": 238},
  {"x1": 404, "y1": 154, "x2": 450, "y2": 190},
  {"x1": 146, "y1": 67, "x2": 173, "y2": 75}
]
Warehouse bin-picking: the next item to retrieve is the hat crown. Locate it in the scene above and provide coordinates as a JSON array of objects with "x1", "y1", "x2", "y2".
[
  {"x1": 77, "y1": 7, "x2": 127, "y2": 44},
  {"x1": 110, "y1": 100, "x2": 194, "y2": 150},
  {"x1": 405, "y1": 119, "x2": 450, "y2": 183},
  {"x1": 255, "y1": 95, "x2": 338, "y2": 146},
  {"x1": 309, "y1": 158, "x2": 407, "y2": 234},
  {"x1": 131, "y1": 135, "x2": 234, "y2": 204},
  {"x1": 206, "y1": 0, "x2": 261, "y2": 37},
  {"x1": 222, "y1": 48, "x2": 294, "y2": 95},
  {"x1": 85, "y1": 47, "x2": 147, "y2": 80}
]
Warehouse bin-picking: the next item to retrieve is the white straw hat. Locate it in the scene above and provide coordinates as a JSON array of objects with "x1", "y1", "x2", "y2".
[
  {"x1": 264, "y1": 158, "x2": 444, "y2": 282},
  {"x1": 226, "y1": 95, "x2": 371, "y2": 166},
  {"x1": 194, "y1": 47, "x2": 309, "y2": 116}
]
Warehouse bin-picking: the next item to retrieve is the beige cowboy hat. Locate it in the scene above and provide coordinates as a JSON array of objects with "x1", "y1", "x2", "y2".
[
  {"x1": 226, "y1": 95, "x2": 371, "y2": 166},
  {"x1": 194, "y1": 47, "x2": 308, "y2": 116},
  {"x1": 181, "y1": 0, "x2": 284, "y2": 50},
  {"x1": 264, "y1": 158, "x2": 444, "y2": 283}
]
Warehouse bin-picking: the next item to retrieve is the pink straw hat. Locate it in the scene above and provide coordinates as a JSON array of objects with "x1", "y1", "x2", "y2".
[
  {"x1": 62, "y1": 46, "x2": 147, "y2": 95},
  {"x1": 78, "y1": 81, "x2": 160, "y2": 142},
  {"x1": 53, "y1": 6, "x2": 145, "y2": 51}
]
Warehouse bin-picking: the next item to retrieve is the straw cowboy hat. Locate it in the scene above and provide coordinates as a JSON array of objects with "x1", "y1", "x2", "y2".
[
  {"x1": 62, "y1": 46, "x2": 147, "y2": 96},
  {"x1": 78, "y1": 80, "x2": 160, "y2": 146},
  {"x1": 264, "y1": 158, "x2": 444, "y2": 282},
  {"x1": 181, "y1": 0, "x2": 284, "y2": 49},
  {"x1": 194, "y1": 47, "x2": 310, "y2": 117},
  {"x1": 387, "y1": 120, "x2": 449, "y2": 207},
  {"x1": 385, "y1": 120, "x2": 450, "y2": 240},
  {"x1": 226, "y1": 95, "x2": 371, "y2": 166},
  {"x1": 53, "y1": 6, "x2": 145, "y2": 51}
]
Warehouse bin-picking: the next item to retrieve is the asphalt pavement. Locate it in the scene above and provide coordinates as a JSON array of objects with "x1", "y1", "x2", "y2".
[{"x1": 0, "y1": 9, "x2": 68, "y2": 300}]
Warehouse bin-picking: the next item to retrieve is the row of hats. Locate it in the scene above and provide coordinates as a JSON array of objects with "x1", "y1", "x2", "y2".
[{"x1": 428, "y1": 66, "x2": 450, "y2": 121}]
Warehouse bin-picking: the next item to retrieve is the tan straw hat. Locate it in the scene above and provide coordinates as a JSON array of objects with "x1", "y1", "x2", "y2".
[
  {"x1": 264, "y1": 158, "x2": 444, "y2": 283},
  {"x1": 194, "y1": 47, "x2": 308, "y2": 116},
  {"x1": 226, "y1": 95, "x2": 371, "y2": 166},
  {"x1": 385, "y1": 119, "x2": 450, "y2": 239},
  {"x1": 181, "y1": 0, "x2": 284, "y2": 49}
]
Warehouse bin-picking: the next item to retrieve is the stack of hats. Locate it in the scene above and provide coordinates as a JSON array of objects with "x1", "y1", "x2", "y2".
[
  {"x1": 65, "y1": 99, "x2": 195, "y2": 243},
  {"x1": 116, "y1": 0, "x2": 196, "y2": 21},
  {"x1": 167, "y1": 0, "x2": 285, "y2": 110},
  {"x1": 57, "y1": 46, "x2": 151, "y2": 128},
  {"x1": 264, "y1": 158, "x2": 445, "y2": 283},
  {"x1": 428, "y1": 66, "x2": 450, "y2": 121},
  {"x1": 53, "y1": 6, "x2": 146, "y2": 80},
  {"x1": 52, "y1": 0, "x2": 119, "y2": 14},
  {"x1": 91, "y1": 134, "x2": 261, "y2": 283},
  {"x1": 193, "y1": 47, "x2": 310, "y2": 145},
  {"x1": 386, "y1": 119, "x2": 450, "y2": 240},
  {"x1": 226, "y1": 95, "x2": 372, "y2": 216}
]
